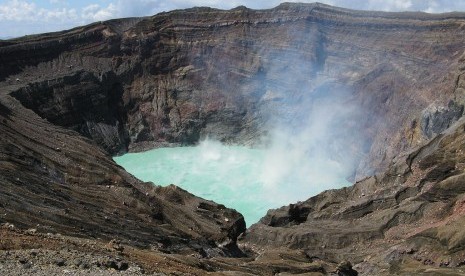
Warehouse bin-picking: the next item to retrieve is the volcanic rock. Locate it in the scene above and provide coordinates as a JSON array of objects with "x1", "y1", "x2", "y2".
[
  {"x1": 245, "y1": 116, "x2": 465, "y2": 274},
  {"x1": 2, "y1": 3, "x2": 465, "y2": 179},
  {"x1": 1, "y1": 2, "x2": 465, "y2": 275}
]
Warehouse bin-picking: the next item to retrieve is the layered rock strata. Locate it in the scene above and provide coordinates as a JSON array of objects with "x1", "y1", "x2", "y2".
[{"x1": 1, "y1": 2, "x2": 465, "y2": 275}]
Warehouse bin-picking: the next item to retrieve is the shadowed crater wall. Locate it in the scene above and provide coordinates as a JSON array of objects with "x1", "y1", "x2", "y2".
[
  {"x1": 3, "y1": 3, "x2": 465, "y2": 179},
  {"x1": 2, "y1": 2, "x2": 465, "y2": 274}
]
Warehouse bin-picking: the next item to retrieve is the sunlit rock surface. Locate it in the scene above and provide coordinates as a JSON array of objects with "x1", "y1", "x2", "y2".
[{"x1": 1, "y1": 2, "x2": 465, "y2": 275}]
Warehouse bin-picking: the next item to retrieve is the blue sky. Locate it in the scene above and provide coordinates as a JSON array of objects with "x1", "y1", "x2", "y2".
[{"x1": 2, "y1": 0, "x2": 465, "y2": 38}]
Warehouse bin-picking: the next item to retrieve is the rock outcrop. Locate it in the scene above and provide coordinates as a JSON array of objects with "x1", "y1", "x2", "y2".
[
  {"x1": 0, "y1": 84, "x2": 245, "y2": 256},
  {"x1": 2, "y1": 3, "x2": 465, "y2": 177},
  {"x1": 1, "y1": 2, "x2": 465, "y2": 275},
  {"x1": 245, "y1": 116, "x2": 465, "y2": 274}
]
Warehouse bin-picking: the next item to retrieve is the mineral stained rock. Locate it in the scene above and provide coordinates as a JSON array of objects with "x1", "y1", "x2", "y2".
[{"x1": 1, "y1": 2, "x2": 465, "y2": 275}]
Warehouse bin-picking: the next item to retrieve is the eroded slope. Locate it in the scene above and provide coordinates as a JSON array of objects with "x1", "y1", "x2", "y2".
[
  {"x1": 1, "y1": 2, "x2": 465, "y2": 275},
  {"x1": 245, "y1": 116, "x2": 465, "y2": 274},
  {"x1": 2, "y1": 3, "x2": 465, "y2": 177}
]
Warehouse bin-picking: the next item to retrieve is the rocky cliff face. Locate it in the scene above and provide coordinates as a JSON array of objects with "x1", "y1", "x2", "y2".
[
  {"x1": 3, "y1": 3, "x2": 465, "y2": 177},
  {"x1": 245, "y1": 116, "x2": 465, "y2": 274},
  {"x1": 0, "y1": 86, "x2": 245, "y2": 256},
  {"x1": 1, "y1": 2, "x2": 465, "y2": 275}
]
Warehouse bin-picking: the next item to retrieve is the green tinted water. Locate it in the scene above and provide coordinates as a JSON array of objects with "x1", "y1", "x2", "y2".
[{"x1": 114, "y1": 140, "x2": 351, "y2": 227}]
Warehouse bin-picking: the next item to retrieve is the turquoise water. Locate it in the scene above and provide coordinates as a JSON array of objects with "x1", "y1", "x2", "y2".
[{"x1": 114, "y1": 140, "x2": 351, "y2": 227}]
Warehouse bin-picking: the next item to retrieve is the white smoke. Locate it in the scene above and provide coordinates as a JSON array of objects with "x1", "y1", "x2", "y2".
[
  {"x1": 257, "y1": 80, "x2": 363, "y2": 204},
  {"x1": 184, "y1": 23, "x2": 369, "y2": 218}
]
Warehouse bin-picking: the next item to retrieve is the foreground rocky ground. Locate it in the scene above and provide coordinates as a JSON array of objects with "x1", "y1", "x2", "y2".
[
  {"x1": 0, "y1": 225, "x2": 339, "y2": 275},
  {"x1": 2, "y1": 221, "x2": 465, "y2": 275},
  {"x1": 2, "y1": 2, "x2": 465, "y2": 275}
]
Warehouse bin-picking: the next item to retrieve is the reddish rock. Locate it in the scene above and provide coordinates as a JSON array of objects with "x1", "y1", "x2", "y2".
[{"x1": 1, "y1": 2, "x2": 465, "y2": 274}]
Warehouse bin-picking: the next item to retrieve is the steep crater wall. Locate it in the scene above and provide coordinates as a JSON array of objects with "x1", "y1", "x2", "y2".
[
  {"x1": 3, "y1": 3, "x2": 465, "y2": 274},
  {"x1": 11, "y1": 71, "x2": 128, "y2": 154},
  {"x1": 4, "y1": 4, "x2": 465, "y2": 179}
]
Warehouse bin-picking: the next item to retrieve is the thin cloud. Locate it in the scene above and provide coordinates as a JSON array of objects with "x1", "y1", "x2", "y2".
[
  {"x1": 82, "y1": 3, "x2": 118, "y2": 21},
  {"x1": 0, "y1": 0, "x2": 78, "y2": 22},
  {"x1": 0, "y1": 0, "x2": 37, "y2": 21},
  {"x1": 2, "y1": 0, "x2": 465, "y2": 38},
  {"x1": 0, "y1": 0, "x2": 110, "y2": 36},
  {"x1": 49, "y1": 0, "x2": 67, "y2": 4}
]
